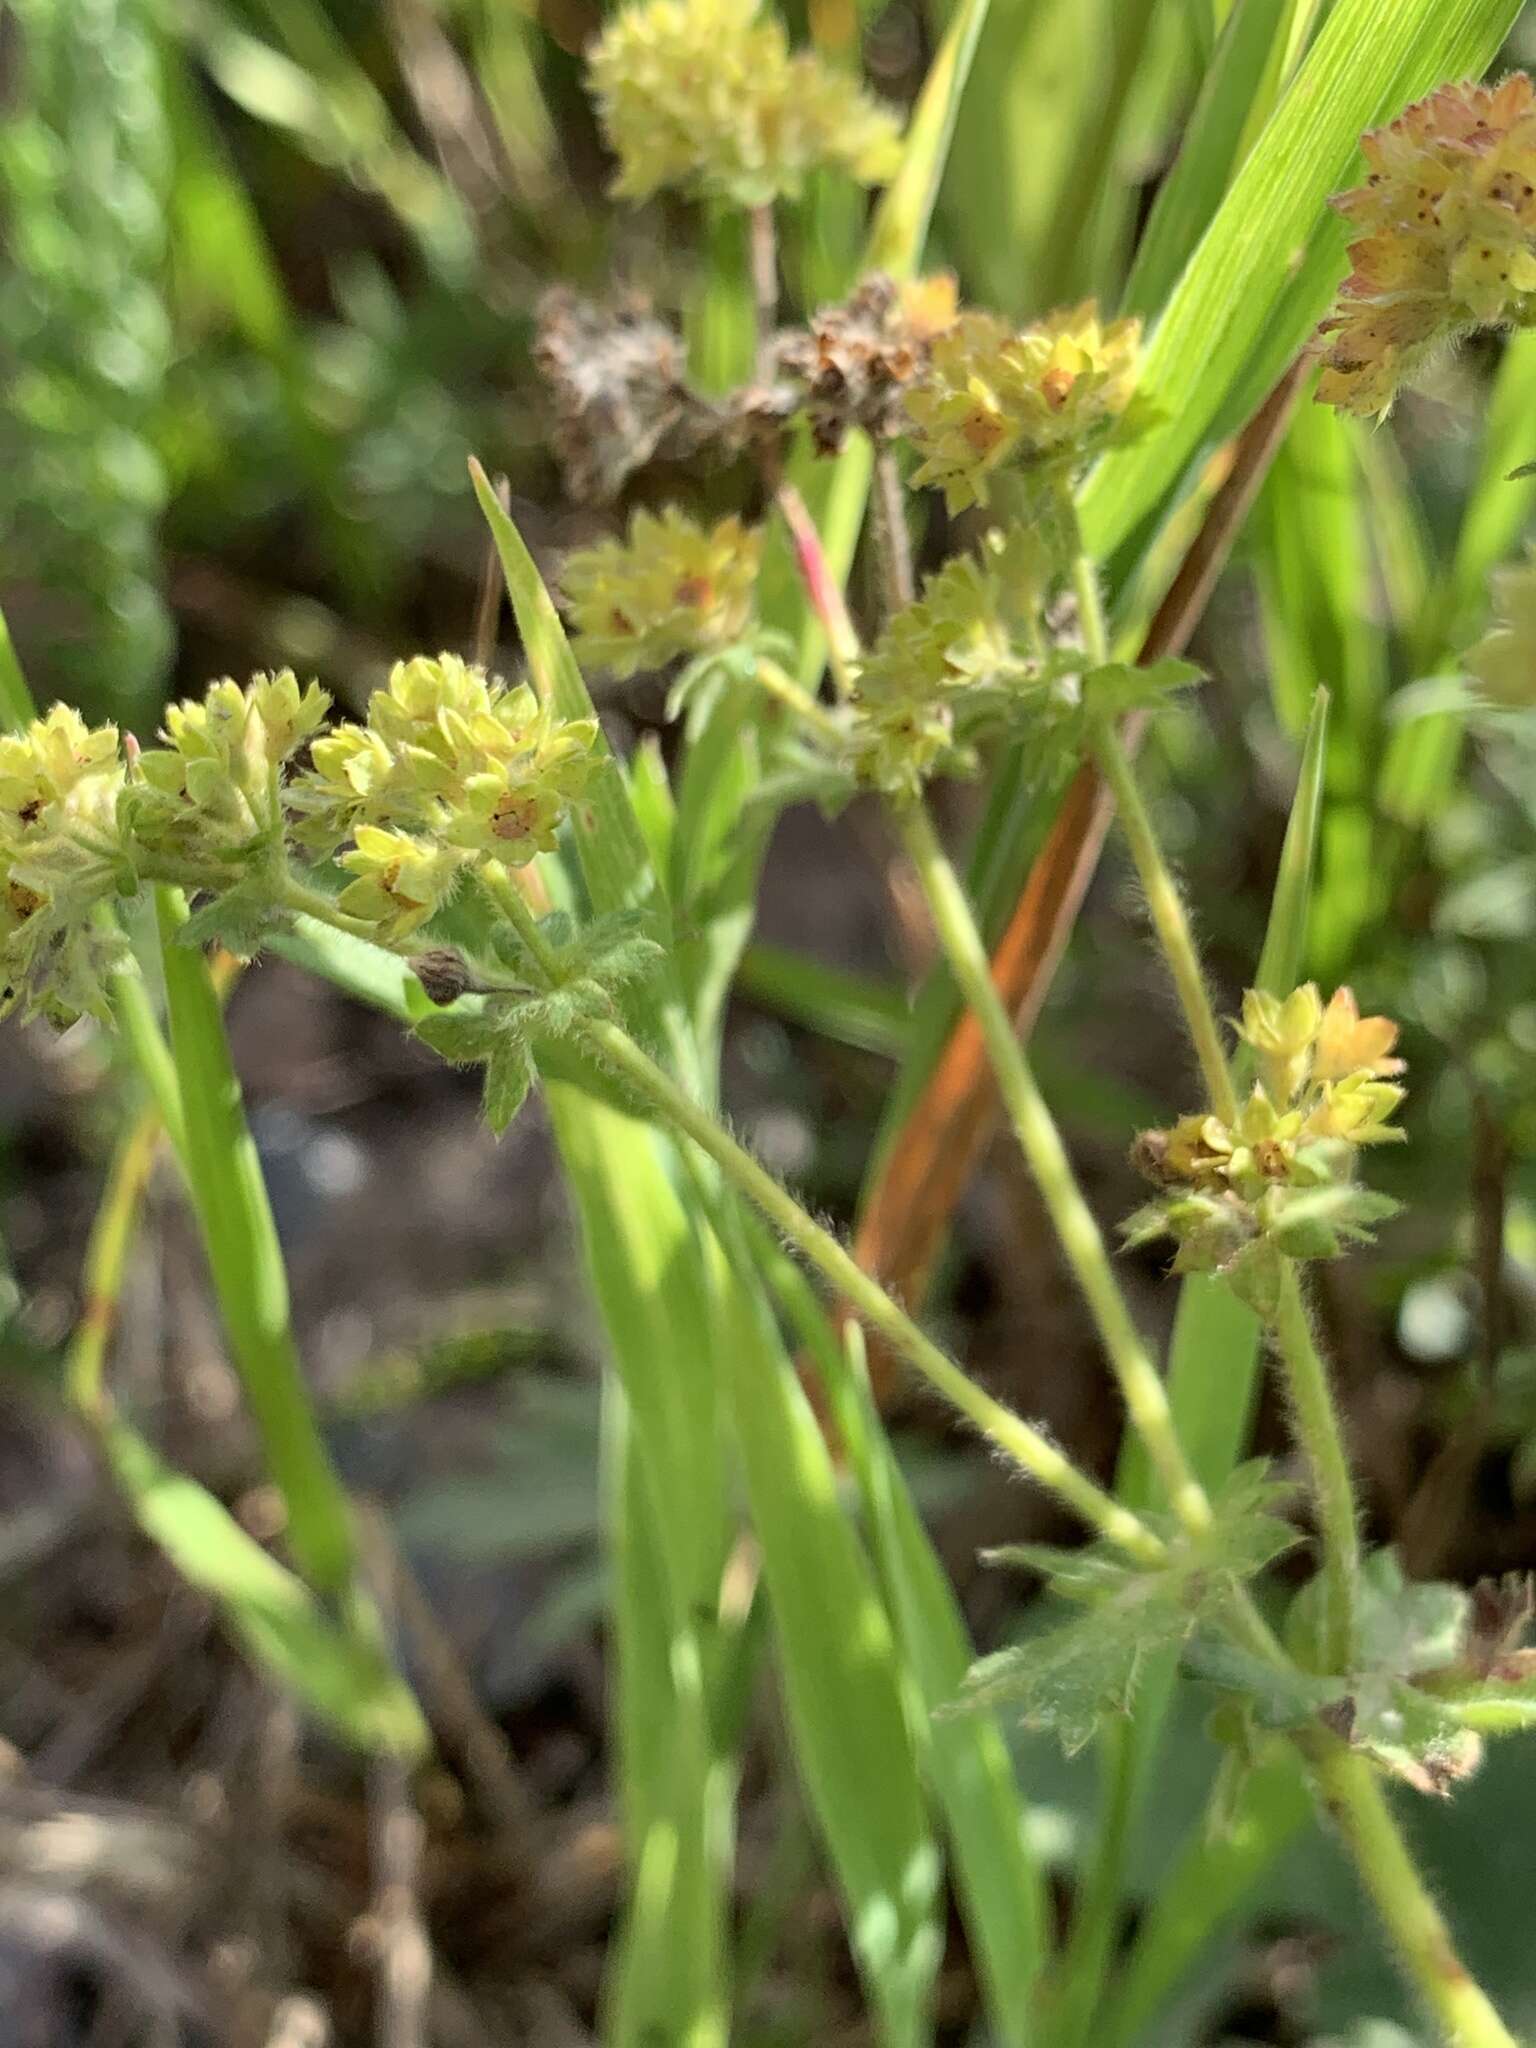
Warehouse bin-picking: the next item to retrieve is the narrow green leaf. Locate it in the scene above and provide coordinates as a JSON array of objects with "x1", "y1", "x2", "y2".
[
  {"x1": 1252, "y1": 683, "x2": 1331, "y2": 1001},
  {"x1": 737, "y1": 942, "x2": 910, "y2": 1059},
  {"x1": 774, "y1": 1262, "x2": 1043, "y2": 2047},
  {"x1": 155, "y1": 888, "x2": 358, "y2": 1596},
  {"x1": 1078, "y1": 0, "x2": 1524, "y2": 561},
  {"x1": 708, "y1": 1251, "x2": 942, "y2": 2048},
  {"x1": 104, "y1": 1422, "x2": 426, "y2": 1758},
  {"x1": 469, "y1": 462, "x2": 658, "y2": 926},
  {"x1": 1124, "y1": 0, "x2": 1315, "y2": 320},
  {"x1": 864, "y1": 0, "x2": 993, "y2": 281},
  {"x1": 545, "y1": 1090, "x2": 733, "y2": 2048}
]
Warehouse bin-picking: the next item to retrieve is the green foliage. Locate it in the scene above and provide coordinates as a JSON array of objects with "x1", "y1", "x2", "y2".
[
  {"x1": 961, "y1": 1466, "x2": 1298, "y2": 1754},
  {"x1": 0, "y1": 0, "x2": 172, "y2": 717}
]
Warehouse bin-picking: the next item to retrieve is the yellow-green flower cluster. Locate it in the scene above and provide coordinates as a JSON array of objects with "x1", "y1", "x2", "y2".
[
  {"x1": 294, "y1": 654, "x2": 598, "y2": 941},
  {"x1": 126, "y1": 671, "x2": 329, "y2": 866},
  {"x1": 563, "y1": 510, "x2": 762, "y2": 678},
  {"x1": 849, "y1": 527, "x2": 1055, "y2": 797},
  {"x1": 587, "y1": 0, "x2": 901, "y2": 208},
  {"x1": 0, "y1": 705, "x2": 129, "y2": 1022},
  {"x1": 1464, "y1": 545, "x2": 1536, "y2": 708},
  {"x1": 905, "y1": 302, "x2": 1146, "y2": 512},
  {"x1": 1319, "y1": 73, "x2": 1536, "y2": 417},
  {"x1": 1128, "y1": 988, "x2": 1406, "y2": 1288}
]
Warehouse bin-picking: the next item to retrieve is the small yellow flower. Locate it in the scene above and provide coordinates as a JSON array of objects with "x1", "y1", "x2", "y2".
[
  {"x1": 337, "y1": 826, "x2": 466, "y2": 944},
  {"x1": 1465, "y1": 545, "x2": 1536, "y2": 708},
  {"x1": 1311, "y1": 986, "x2": 1405, "y2": 1083},
  {"x1": 1305, "y1": 1073, "x2": 1407, "y2": 1147},
  {"x1": 295, "y1": 654, "x2": 598, "y2": 869},
  {"x1": 847, "y1": 526, "x2": 1056, "y2": 797},
  {"x1": 587, "y1": 0, "x2": 901, "y2": 208},
  {"x1": 129, "y1": 672, "x2": 330, "y2": 862},
  {"x1": 905, "y1": 303, "x2": 1146, "y2": 512},
  {"x1": 1235, "y1": 984, "x2": 1325, "y2": 1104},
  {"x1": 0, "y1": 704, "x2": 129, "y2": 1022},
  {"x1": 563, "y1": 509, "x2": 762, "y2": 678},
  {"x1": 1318, "y1": 73, "x2": 1536, "y2": 417}
]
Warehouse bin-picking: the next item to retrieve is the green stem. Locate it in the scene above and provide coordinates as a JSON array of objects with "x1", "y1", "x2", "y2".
[
  {"x1": 66, "y1": 1105, "x2": 162, "y2": 1421},
  {"x1": 1272, "y1": 1263, "x2": 1361, "y2": 1670},
  {"x1": 155, "y1": 886, "x2": 358, "y2": 1595},
  {"x1": 479, "y1": 861, "x2": 563, "y2": 983},
  {"x1": 1313, "y1": 1743, "x2": 1519, "y2": 2048},
  {"x1": 277, "y1": 876, "x2": 385, "y2": 944},
  {"x1": 1089, "y1": 710, "x2": 1238, "y2": 1125},
  {"x1": 895, "y1": 798, "x2": 1211, "y2": 1535},
  {"x1": 753, "y1": 656, "x2": 848, "y2": 744},
  {"x1": 575, "y1": 1013, "x2": 1165, "y2": 1566}
]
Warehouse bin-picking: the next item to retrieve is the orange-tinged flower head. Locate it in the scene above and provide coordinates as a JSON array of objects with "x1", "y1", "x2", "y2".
[{"x1": 1319, "y1": 74, "x2": 1536, "y2": 416}]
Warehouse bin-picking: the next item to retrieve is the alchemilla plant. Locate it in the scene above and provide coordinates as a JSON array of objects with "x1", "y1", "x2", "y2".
[{"x1": 14, "y1": 12, "x2": 1536, "y2": 2046}]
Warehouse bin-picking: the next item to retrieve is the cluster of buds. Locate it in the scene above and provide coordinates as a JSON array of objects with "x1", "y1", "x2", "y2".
[
  {"x1": 0, "y1": 706, "x2": 131, "y2": 1023},
  {"x1": 1319, "y1": 73, "x2": 1536, "y2": 417},
  {"x1": 1126, "y1": 987, "x2": 1407, "y2": 1308},
  {"x1": 848, "y1": 525, "x2": 1065, "y2": 797},
  {"x1": 1, "y1": 657, "x2": 604, "y2": 1015},
  {"x1": 293, "y1": 655, "x2": 598, "y2": 940},
  {"x1": 586, "y1": 0, "x2": 901, "y2": 209},
  {"x1": 124, "y1": 672, "x2": 329, "y2": 869},
  {"x1": 904, "y1": 302, "x2": 1149, "y2": 512},
  {"x1": 561, "y1": 509, "x2": 764, "y2": 679},
  {"x1": 1464, "y1": 544, "x2": 1536, "y2": 709}
]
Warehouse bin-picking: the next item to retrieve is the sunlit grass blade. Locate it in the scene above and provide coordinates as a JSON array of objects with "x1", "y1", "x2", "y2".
[
  {"x1": 864, "y1": 0, "x2": 992, "y2": 281},
  {"x1": 1124, "y1": 0, "x2": 1311, "y2": 320},
  {"x1": 470, "y1": 463, "x2": 660, "y2": 925},
  {"x1": 104, "y1": 1420, "x2": 427, "y2": 1757},
  {"x1": 546, "y1": 1089, "x2": 733, "y2": 2047},
  {"x1": 773, "y1": 1259, "x2": 1044, "y2": 2048},
  {"x1": 705, "y1": 1235, "x2": 943, "y2": 2048},
  {"x1": 1078, "y1": 0, "x2": 1524, "y2": 562},
  {"x1": 154, "y1": 888, "x2": 358, "y2": 1597}
]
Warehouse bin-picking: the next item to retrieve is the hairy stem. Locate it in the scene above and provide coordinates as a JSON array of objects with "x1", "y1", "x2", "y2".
[
  {"x1": 479, "y1": 861, "x2": 563, "y2": 983},
  {"x1": 1089, "y1": 710, "x2": 1238, "y2": 1124},
  {"x1": 1072, "y1": 549, "x2": 1236, "y2": 1123},
  {"x1": 1272, "y1": 1263, "x2": 1361, "y2": 1670},
  {"x1": 754, "y1": 656, "x2": 848, "y2": 744},
  {"x1": 1314, "y1": 1743, "x2": 1518, "y2": 2048},
  {"x1": 574, "y1": 1012, "x2": 1165, "y2": 1565},
  {"x1": 895, "y1": 797, "x2": 1211, "y2": 1535}
]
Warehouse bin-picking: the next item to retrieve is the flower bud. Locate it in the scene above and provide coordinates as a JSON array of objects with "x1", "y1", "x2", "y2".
[
  {"x1": 904, "y1": 302, "x2": 1147, "y2": 512},
  {"x1": 1319, "y1": 73, "x2": 1536, "y2": 417},
  {"x1": 410, "y1": 947, "x2": 474, "y2": 1006},
  {"x1": 587, "y1": 0, "x2": 901, "y2": 208},
  {"x1": 563, "y1": 509, "x2": 762, "y2": 678}
]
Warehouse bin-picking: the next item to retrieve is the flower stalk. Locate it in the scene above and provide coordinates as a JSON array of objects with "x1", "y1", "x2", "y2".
[
  {"x1": 893, "y1": 795, "x2": 1212, "y2": 1536},
  {"x1": 573, "y1": 1010, "x2": 1167, "y2": 1566}
]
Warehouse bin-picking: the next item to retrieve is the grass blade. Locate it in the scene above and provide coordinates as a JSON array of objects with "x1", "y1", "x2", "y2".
[
  {"x1": 1079, "y1": 0, "x2": 1524, "y2": 561},
  {"x1": 104, "y1": 1421, "x2": 426, "y2": 1757},
  {"x1": 774, "y1": 1259, "x2": 1044, "y2": 2048},
  {"x1": 154, "y1": 888, "x2": 358, "y2": 1597}
]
